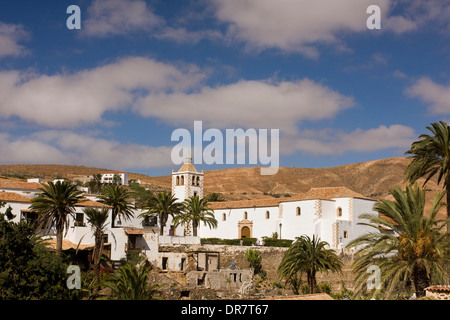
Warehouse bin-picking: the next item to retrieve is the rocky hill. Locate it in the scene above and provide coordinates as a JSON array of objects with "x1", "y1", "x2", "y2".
[{"x1": 0, "y1": 157, "x2": 442, "y2": 202}]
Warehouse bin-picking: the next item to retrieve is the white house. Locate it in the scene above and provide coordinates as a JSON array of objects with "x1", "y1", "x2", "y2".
[
  {"x1": 100, "y1": 171, "x2": 129, "y2": 186},
  {"x1": 0, "y1": 180, "x2": 43, "y2": 198}
]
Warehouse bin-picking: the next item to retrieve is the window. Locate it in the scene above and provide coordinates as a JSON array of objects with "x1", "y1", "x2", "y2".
[
  {"x1": 337, "y1": 207, "x2": 343, "y2": 217},
  {"x1": 244, "y1": 211, "x2": 248, "y2": 219},
  {"x1": 222, "y1": 213, "x2": 226, "y2": 221},
  {"x1": 75, "y1": 213, "x2": 84, "y2": 227},
  {"x1": 196, "y1": 176, "x2": 200, "y2": 186},
  {"x1": 180, "y1": 175, "x2": 184, "y2": 185},
  {"x1": 343, "y1": 231, "x2": 348, "y2": 239},
  {"x1": 296, "y1": 207, "x2": 301, "y2": 216},
  {"x1": 176, "y1": 176, "x2": 180, "y2": 185},
  {"x1": 193, "y1": 191, "x2": 198, "y2": 197},
  {"x1": 162, "y1": 257, "x2": 168, "y2": 270},
  {"x1": 265, "y1": 211, "x2": 270, "y2": 219},
  {"x1": 192, "y1": 175, "x2": 196, "y2": 185}
]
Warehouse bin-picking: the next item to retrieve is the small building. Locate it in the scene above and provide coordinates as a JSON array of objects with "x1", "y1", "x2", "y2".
[
  {"x1": 0, "y1": 180, "x2": 43, "y2": 198},
  {"x1": 100, "y1": 171, "x2": 129, "y2": 186}
]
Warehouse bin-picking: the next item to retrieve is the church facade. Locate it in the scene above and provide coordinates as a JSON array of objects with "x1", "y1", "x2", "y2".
[{"x1": 169, "y1": 158, "x2": 378, "y2": 250}]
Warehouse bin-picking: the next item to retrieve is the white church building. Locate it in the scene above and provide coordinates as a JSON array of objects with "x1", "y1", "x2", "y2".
[{"x1": 170, "y1": 158, "x2": 378, "y2": 250}]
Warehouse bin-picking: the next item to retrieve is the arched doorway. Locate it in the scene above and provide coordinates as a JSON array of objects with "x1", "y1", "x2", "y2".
[
  {"x1": 238, "y1": 219, "x2": 253, "y2": 239},
  {"x1": 241, "y1": 226, "x2": 251, "y2": 238}
]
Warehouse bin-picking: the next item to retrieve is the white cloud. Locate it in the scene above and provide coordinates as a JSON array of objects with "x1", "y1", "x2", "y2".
[
  {"x1": 212, "y1": 0, "x2": 392, "y2": 57},
  {"x1": 0, "y1": 22, "x2": 28, "y2": 58},
  {"x1": 135, "y1": 78, "x2": 354, "y2": 135},
  {"x1": 0, "y1": 131, "x2": 173, "y2": 170},
  {"x1": 283, "y1": 125, "x2": 415, "y2": 155},
  {"x1": 406, "y1": 77, "x2": 450, "y2": 114},
  {"x1": 83, "y1": 0, "x2": 163, "y2": 37},
  {"x1": 391, "y1": 0, "x2": 450, "y2": 34},
  {"x1": 0, "y1": 57, "x2": 206, "y2": 127},
  {"x1": 83, "y1": 0, "x2": 223, "y2": 43}
]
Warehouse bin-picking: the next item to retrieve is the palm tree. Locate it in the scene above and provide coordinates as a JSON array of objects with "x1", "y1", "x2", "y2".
[
  {"x1": 101, "y1": 263, "x2": 159, "y2": 300},
  {"x1": 174, "y1": 196, "x2": 218, "y2": 237},
  {"x1": 82, "y1": 206, "x2": 111, "y2": 295},
  {"x1": 30, "y1": 180, "x2": 84, "y2": 258},
  {"x1": 98, "y1": 184, "x2": 134, "y2": 228},
  {"x1": 278, "y1": 235, "x2": 342, "y2": 294},
  {"x1": 347, "y1": 184, "x2": 449, "y2": 298},
  {"x1": 405, "y1": 121, "x2": 450, "y2": 236},
  {"x1": 140, "y1": 192, "x2": 182, "y2": 236}
]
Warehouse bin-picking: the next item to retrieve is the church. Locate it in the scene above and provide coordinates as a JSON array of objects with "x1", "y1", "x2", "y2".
[{"x1": 168, "y1": 157, "x2": 378, "y2": 251}]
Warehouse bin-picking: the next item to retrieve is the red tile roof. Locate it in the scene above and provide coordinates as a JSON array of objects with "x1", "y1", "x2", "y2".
[
  {"x1": 0, "y1": 191, "x2": 32, "y2": 203},
  {"x1": 209, "y1": 187, "x2": 371, "y2": 210},
  {"x1": 304, "y1": 187, "x2": 374, "y2": 200},
  {"x1": 0, "y1": 180, "x2": 43, "y2": 191},
  {"x1": 75, "y1": 199, "x2": 112, "y2": 208},
  {"x1": 426, "y1": 285, "x2": 450, "y2": 293}
]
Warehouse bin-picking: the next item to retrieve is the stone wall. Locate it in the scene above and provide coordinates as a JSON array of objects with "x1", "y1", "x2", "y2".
[{"x1": 159, "y1": 244, "x2": 356, "y2": 293}]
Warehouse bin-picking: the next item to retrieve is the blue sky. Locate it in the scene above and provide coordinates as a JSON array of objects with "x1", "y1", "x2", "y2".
[{"x1": 0, "y1": 0, "x2": 449, "y2": 176}]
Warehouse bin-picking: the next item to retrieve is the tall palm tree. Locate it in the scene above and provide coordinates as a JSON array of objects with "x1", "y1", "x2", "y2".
[
  {"x1": 101, "y1": 263, "x2": 159, "y2": 300},
  {"x1": 82, "y1": 206, "x2": 111, "y2": 295},
  {"x1": 278, "y1": 235, "x2": 342, "y2": 294},
  {"x1": 174, "y1": 196, "x2": 218, "y2": 237},
  {"x1": 347, "y1": 184, "x2": 449, "y2": 298},
  {"x1": 140, "y1": 191, "x2": 182, "y2": 236},
  {"x1": 30, "y1": 180, "x2": 84, "y2": 258},
  {"x1": 98, "y1": 184, "x2": 134, "y2": 228},
  {"x1": 405, "y1": 121, "x2": 450, "y2": 235}
]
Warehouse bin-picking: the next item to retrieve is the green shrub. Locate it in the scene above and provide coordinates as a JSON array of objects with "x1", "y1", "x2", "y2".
[
  {"x1": 317, "y1": 283, "x2": 333, "y2": 294},
  {"x1": 201, "y1": 238, "x2": 257, "y2": 246}
]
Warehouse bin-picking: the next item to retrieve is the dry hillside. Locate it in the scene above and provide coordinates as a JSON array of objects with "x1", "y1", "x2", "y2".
[
  {"x1": 0, "y1": 157, "x2": 443, "y2": 202},
  {"x1": 147, "y1": 157, "x2": 442, "y2": 201}
]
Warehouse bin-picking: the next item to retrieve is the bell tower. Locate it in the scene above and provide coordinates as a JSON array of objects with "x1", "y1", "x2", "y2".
[{"x1": 172, "y1": 155, "x2": 204, "y2": 203}]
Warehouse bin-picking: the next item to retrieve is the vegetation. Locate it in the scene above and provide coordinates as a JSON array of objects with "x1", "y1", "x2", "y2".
[
  {"x1": 203, "y1": 192, "x2": 226, "y2": 202},
  {"x1": 128, "y1": 181, "x2": 154, "y2": 209},
  {"x1": 0, "y1": 211, "x2": 69, "y2": 299},
  {"x1": 101, "y1": 263, "x2": 159, "y2": 300},
  {"x1": 347, "y1": 184, "x2": 449, "y2": 299},
  {"x1": 86, "y1": 173, "x2": 103, "y2": 194},
  {"x1": 140, "y1": 191, "x2": 183, "y2": 236},
  {"x1": 245, "y1": 248, "x2": 263, "y2": 275},
  {"x1": 98, "y1": 184, "x2": 134, "y2": 228},
  {"x1": 30, "y1": 180, "x2": 84, "y2": 257},
  {"x1": 278, "y1": 235, "x2": 342, "y2": 294},
  {"x1": 405, "y1": 121, "x2": 450, "y2": 239},
  {"x1": 201, "y1": 237, "x2": 257, "y2": 246},
  {"x1": 82, "y1": 206, "x2": 112, "y2": 295},
  {"x1": 174, "y1": 196, "x2": 218, "y2": 237}
]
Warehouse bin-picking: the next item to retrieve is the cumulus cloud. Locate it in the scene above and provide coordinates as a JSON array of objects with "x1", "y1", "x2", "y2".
[
  {"x1": 83, "y1": 0, "x2": 163, "y2": 37},
  {"x1": 83, "y1": 0, "x2": 223, "y2": 43},
  {"x1": 0, "y1": 57, "x2": 206, "y2": 127},
  {"x1": 0, "y1": 22, "x2": 28, "y2": 58},
  {"x1": 283, "y1": 124, "x2": 416, "y2": 155},
  {"x1": 212, "y1": 0, "x2": 392, "y2": 57},
  {"x1": 135, "y1": 78, "x2": 354, "y2": 135},
  {"x1": 0, "y1": 55, "x2": 354, "y2": 133},
  {"x1": 0, "y1": 131, "x2": 173, "y2": 170},
  {"x1": 406, "y1": 77, "x2": 450, "y2": 114}
]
